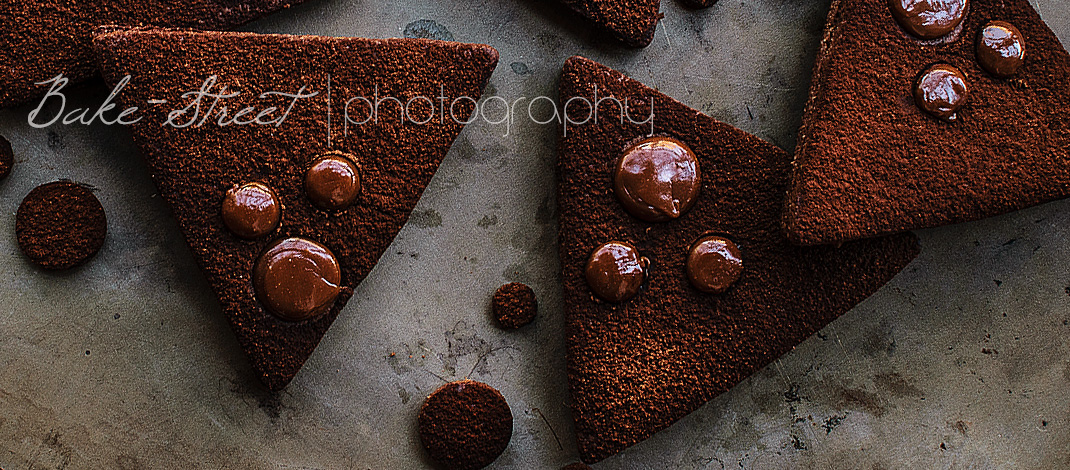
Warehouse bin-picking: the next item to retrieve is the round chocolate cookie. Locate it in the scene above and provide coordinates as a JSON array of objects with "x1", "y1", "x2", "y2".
[
  {"x1": 492, "y1": 282, "x2": 537, "y2": 329},
  {"x1": 0, "y1": 135, "x2": 13, "y2": 181},
  {"x1": 16, "y1": 181, "x2": 107, "y2": 270},
  {"x1": 419, "y1": 380, "x2": 513, "y2": 470},
  {"x1": 563, "y1": 463, "x2": 593, "y2": 470}
]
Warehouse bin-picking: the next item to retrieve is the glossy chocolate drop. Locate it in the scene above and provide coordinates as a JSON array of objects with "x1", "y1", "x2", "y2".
[
  {"x1": 914, "y1": 64, "x2": 969, "y2": 121},
  {"x1": 889, "y1": 0, "x2": 968, "y2": 39},
  {"x1": 585, "y1": 241, "x2": 647, "y2": 302},
  {"x1": 221, "y1": 182, "x2": 281, "y2": 239},
  {"x1": 977, "y1": 21, "x2": 1026, "y2": 78},
  {"x1": 253, "y1": 237, "x2": 342, "y2": 322},
  {"x1": 687, "y1": 235, "x2": 743, "y2": 294},
  {"x1": 305, "y1": 152, "x2": 362, "y2": 211},
  {"x1": 613, "y1": 137, "x2": 701, "y2": 222}
]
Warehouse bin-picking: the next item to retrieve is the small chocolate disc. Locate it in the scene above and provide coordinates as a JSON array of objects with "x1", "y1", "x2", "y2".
[
  {"x1": 613, "y1": 136, "x2": 701, "y2": 222},
  {"x1": 0, "y1": 135, "x2": 13, "y2": 181},
  {"x1": 492, "y1": 282, "x2": 538, "y2": 329},
  {"x1": 687, "y1": 235, "x2": 744, "y2": 294},
  {"x1": 305, "y1": 152, "x2": 361, "y2": 211},
  {"x1": 418, "y1": 380, "x2": 513, "y2": 470},
  {"x1": 253, "y1": 237, "x2": 342, "y2": 322},
  {"x1": 221, "y1": 182, "x2": 281, "y2": 239},
  {"x1": 16, "y1": 181, "x2": 107, "y2": 270},
  {"x1": 585, "y1": 241, "x2": 647, "y2": 302},
  {"x1": 914, "y1": 64, "x2": 969, "y2": 121},
  {"x1": 977, "y1": 21, "x2": 1026, "y2": 78},
  {"x1": 889, "y1": 0, "x2": 968, "y2": 40}
]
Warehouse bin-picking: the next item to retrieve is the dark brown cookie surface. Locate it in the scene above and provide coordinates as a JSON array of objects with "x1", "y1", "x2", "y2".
[
  {"x1": 786, "y1": 0, "x2": 1070, "y2": 244},
  {"x1": 93, "y1": 28, "x2": 498, "y2": 390},
  {"x1": 563, "y1": 463, "x2": 593, "y2": 470},
  {"x1": 16, "y1": 181, "x2": 106, "y2": 270},
  {"x1": 492, "y1": 282, "x2": 538, "y2": 329},
  {"x1": 558, "y1": 56, "x2": 920, "y2": 463},
  {"x1": 0, "y1": 135, "x2": 12, "y2": 180},
  {"x1": 559, "y1": 0, "x2": 661, "y2": 47},
  {"x1": 418, "y1": 380, "x2": 513, "y2": 470},
  {"x1": 0, "y1": 0, "x2": 311, "y2": 108}
]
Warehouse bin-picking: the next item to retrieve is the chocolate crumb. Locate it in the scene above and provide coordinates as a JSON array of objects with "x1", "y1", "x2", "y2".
[
  {"x1": 492, "y1": 282, "x2": 538, "y2": 329},
  {"x1": 16, "y1": 181, "x2": 107, "y2": 270},
  {"x1": 419, "y1": 380, "x2": 513, "y2": 470}
]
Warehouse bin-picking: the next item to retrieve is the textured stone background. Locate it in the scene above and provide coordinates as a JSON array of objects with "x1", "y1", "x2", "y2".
[{"x1": 1, "y1": 0, "x2": 1068, "y2": 468}]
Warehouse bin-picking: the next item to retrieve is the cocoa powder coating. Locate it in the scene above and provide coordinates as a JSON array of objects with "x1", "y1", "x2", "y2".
[
  {"x1": 0, "y1": 0, "x2": 312, "y2": 108},
  {"x1": 786, "y1": 0, "x2": 1070, "y2": 245},
  {"x1": 16, "y1": 181, "x2": 107, "y2": 270},
  {"x1": 0, "y1": 135, "x2": 12, "y2": 180},
  {"x1": 93, "y1": 28, "x2": 498, "y2": 390},
  {"x1": 559, "y1": 0, "x2": 661, "y2": 47},
  {"x1": 558, "y1": 56, "x2": 920, "y2": 463},
  {"x1": 418, "y1": 380, "x2": 513, "y2": 470},
  {"x1": 492, "y1": 282, "x2": 538, "y2": 329}
]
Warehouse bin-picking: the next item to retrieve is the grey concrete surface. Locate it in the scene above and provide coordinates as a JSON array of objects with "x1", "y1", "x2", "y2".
[{"x1": 1, "y1": 0, "x2": 1069, "y2": 468}]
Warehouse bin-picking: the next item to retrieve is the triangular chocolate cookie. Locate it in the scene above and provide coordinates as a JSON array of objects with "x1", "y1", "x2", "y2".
[
  {"x1": 557, "y1": 56, "x2": 919, "y2": 463},
  {"x1": 93, "y1": 28, "x2": 498, "y2": 390},
  {"x1": 559, "y1": 0, "x2": 661, "y2": 47},
  {"x1": 0, "y1": 0, "x2": 311, "y2": 108},
  {"x1": 785, "y1": 0, "x2": 1070, "y2": 245}
]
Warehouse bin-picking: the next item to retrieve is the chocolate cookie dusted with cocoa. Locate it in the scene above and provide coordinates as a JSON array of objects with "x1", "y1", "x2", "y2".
[
  {"x1": 559, "y1": 0, "x2": 662, "y2": 47},
  {"x1": 16, "y1": 181, "x2": 106, "y2": 270},
  {"x1": 94, "y1": 28, "x2": 498, "y2": 390},
  {"x1": 558, "y1": 56, "x2": 919, "y2": 463},
  {"x1": 0, "y1": 0, "x2": 314, "y2": 108},
  {"x1": 786, "y1": 0, "x2": 1070, "y2": 244},
  {"x1": 492, "y1": 282, "x2": 538, "y2": 329},
  {"x1": 419, "y1": 380, "x2": 513, "y2": 470}
]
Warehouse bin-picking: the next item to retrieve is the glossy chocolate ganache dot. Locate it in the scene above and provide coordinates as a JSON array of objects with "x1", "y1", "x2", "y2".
[
  {"x1": 253, "y1": 237, "x2": 342, "y2": 322},
  {"x1": 914, "y1": 64, "x2": 969, "y2": 121},
  {"x1": 221, "y1": 182, "x2": 281, "y2": 239},
  {"x1": 585, "y1": 241, "x2": 648, "y2": 302},
  {"x1": 687, "y1": 235, "x2": 744, "y2": 294},
  {"x1": 977, "y1": 21, "x2": 1026, "y2": 78},
  {"x1": 888, "y1": 0, "x2": 968, "y2": 39},
  {"x1": 305, "y1": 151, "x2": 362, "y2": 211},
  {"x1": 613, "y1": 136, "x2": 701, "y2": 222}
]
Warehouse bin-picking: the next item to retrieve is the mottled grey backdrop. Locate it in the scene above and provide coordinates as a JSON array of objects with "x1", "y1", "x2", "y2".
[{"x1": 1, "y1": 0, "x2": 1068, "y2": 468}]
